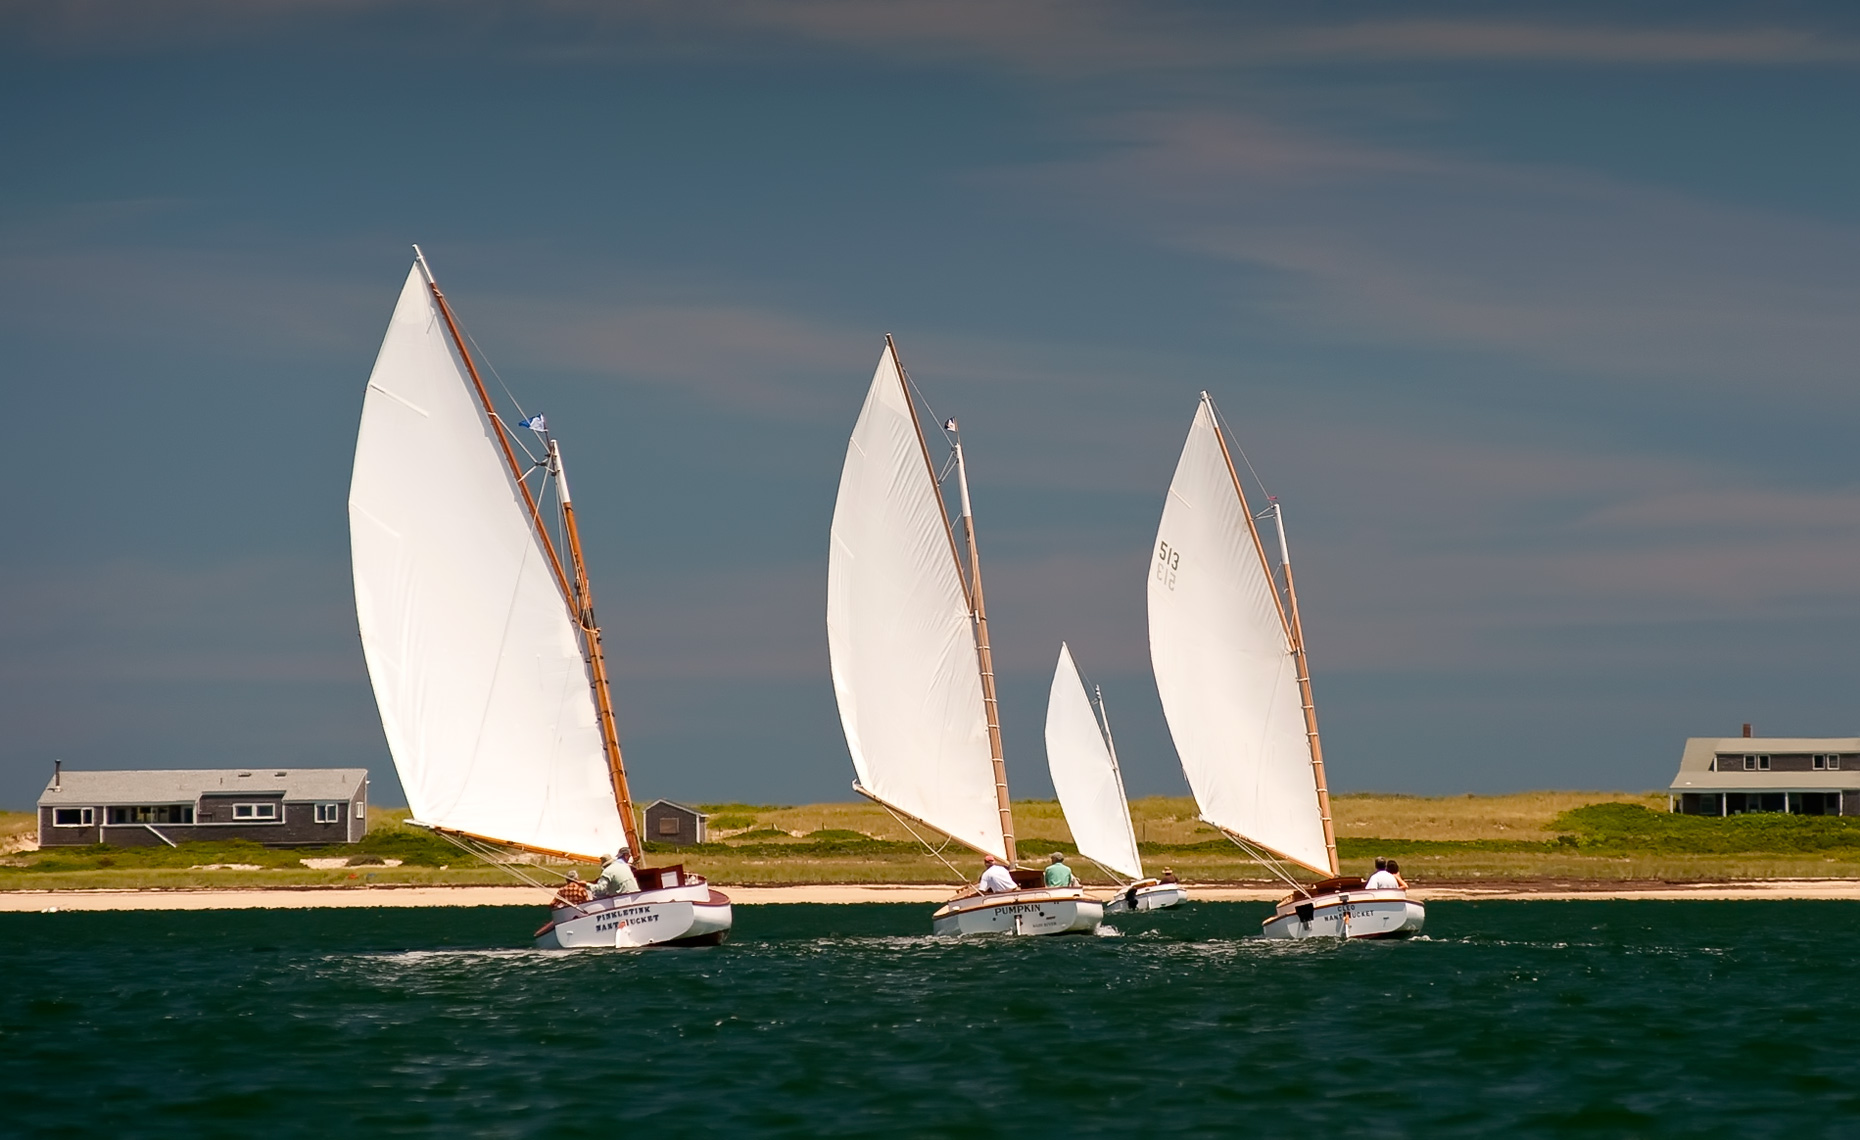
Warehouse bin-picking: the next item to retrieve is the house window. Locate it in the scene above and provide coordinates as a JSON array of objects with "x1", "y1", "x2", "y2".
[
  {"x1": 232, "y1": 803, "x2": 279, "y2": 821},
  {"x1": 1760, "y1": 755, "x2": 1771, "y2": 771},
  {"x1": 658, "y1": 816, "x2": 681, "y2": 836},
  {"x1": 106, "y1": 805, "x2": 194, "y2": 825},
  {"x1": 52, "y1": 807, "x2": 94, "y2": 826},
  {"x1": 1744, "y1": 755, "x2": 1757, "y2": 771},
  {"x1": 313, "y1": 803, "x2": 341, "y2": 824}
]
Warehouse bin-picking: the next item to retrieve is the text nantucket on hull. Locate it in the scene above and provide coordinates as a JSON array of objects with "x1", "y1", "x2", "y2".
[
  {"x1": 349, "y1": 250, "x2": 729, "y2": 949},
  {"x1": 1146, "y1": 394, "x2": 1422, "y2": 940},
  {"x1": 826, "y1": 337, "x2": 1101, "y2": 937},
  {"x1": 1044, "y1": 644, "x2": 1186, "y2": 913}
]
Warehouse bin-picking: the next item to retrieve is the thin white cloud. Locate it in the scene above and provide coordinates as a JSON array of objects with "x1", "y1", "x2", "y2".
[
  {"x1": 10, "y1": 1, "x2": 1860, "y2": 72},
  {"x1": 1000, "y1": 109, "x2": 1860, "y2": 399}
]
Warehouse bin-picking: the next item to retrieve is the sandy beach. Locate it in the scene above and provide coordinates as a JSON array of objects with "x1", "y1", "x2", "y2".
[{"x1": 3, "y1": 879, "x2": 1860, "y2": 912}]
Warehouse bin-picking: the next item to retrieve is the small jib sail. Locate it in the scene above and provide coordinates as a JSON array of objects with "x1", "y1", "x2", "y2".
[
  {"x1": 1044, "y1": 643, "x2": 1143, "y2": 882},
  {"x1": 1147, "y1": 394, "x2": 1338, "y2": 878},
  {"x1": 349, "y1": 251, "x2": 636, "y2": 862},
  {"x1": 826, "y1": 336, "x2": 1016, "y2": 864}
]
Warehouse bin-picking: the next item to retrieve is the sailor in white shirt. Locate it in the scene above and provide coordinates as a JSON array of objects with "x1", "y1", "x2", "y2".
[
  {"x1": 1365, "y1": 858, "x2": 1406, "y2": 891},
  {"x1": 977, "y1": 854, "x2": 1017, "y2": 893}
]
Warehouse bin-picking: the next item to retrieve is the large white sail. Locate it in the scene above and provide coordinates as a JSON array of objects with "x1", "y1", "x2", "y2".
[
  {"x1": 1044, "y1": 643, "x2": 1144, "y2": 881},
  {"x1": 1147, "y1": 398, "x2": 1330, "y2": 874},
  {"x1": 348, "y1": 264, "x2": 625, "y2": 860},
  {"x1": 827, "y1": 344, "x2": 1005, "y2": 860}
]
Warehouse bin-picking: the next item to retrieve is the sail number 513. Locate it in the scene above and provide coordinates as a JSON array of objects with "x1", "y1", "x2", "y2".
[{"x1": 1156, "y1": 542, "x2": 1180, "y2": 590}]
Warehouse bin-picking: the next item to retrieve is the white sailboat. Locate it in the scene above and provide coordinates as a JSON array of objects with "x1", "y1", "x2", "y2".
[
  {"x1": 1044, "y1": 643, "x2": 1186, "y2": 913},
  {"x1": 1147, "y1": 393, "x2": 1422, "y2": 940},
  {"x1": 349, "y1": 249, "x2": 731, "y2": 949},
  {"x1": 827, "y1": 336, "x2": 1102, "y2": 937}
]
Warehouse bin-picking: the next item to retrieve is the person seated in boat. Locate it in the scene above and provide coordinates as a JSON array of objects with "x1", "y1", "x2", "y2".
[
  {"x1": 1388, "y1": 859, "x2": 1408, "y2": 889},
  {"x1": 1158, "y1": 868, "x2": 1178, "y2": 884},
  {"x1": 553, "y1": 869, "x2": 591, "y2": 908},
  {"x1": 1043, "y1": 853, "x2": 1077, "y2": 888},
  {"x1": 1365, "y1": 857, "x2": 1402, "y2": 891},
  {"x1": 592, "y1": 847, "x2": 640, "y2": 898},
  {"x1": 977, "y1": 854, "x2": 1017, "y2": 893}
]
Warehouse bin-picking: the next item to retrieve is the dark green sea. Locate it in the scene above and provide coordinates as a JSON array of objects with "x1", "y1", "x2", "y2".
[{"x1": 2, "y1": 901, "x2": 1855, "y2": 1137}]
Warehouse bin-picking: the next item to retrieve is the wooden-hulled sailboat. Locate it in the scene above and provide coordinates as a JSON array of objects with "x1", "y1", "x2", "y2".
[
  {"x1": 349, "y1": 249, "x2": 731, "y2": 949},
  {"x1": 827, "y1": 337, "x2": 1102, "y2": 936},
  {"x1": 1147, "y1": 393, "x2": 1422, "y2": 940},
  {"x1": 1044, "y1": 643, "x2": 1187, "y2": 913}
]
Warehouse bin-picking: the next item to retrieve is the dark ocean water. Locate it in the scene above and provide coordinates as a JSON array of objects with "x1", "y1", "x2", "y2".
[{"x1": 2, "y1": 901, "x2": 1857, "y2": 1138}]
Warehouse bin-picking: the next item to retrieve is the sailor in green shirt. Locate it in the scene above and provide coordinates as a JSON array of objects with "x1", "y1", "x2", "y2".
[
  {"x1": 592, "y1": 847, "x2": 640, "y2": 898},
  {"x1": 1043, "y1": 852, "x2": 1077, "y2": 888}
]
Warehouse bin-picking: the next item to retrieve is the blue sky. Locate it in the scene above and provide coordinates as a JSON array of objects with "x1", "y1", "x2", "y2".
[{"x1": 2, "y1": 2, "x2": 1858, "y2": 809}]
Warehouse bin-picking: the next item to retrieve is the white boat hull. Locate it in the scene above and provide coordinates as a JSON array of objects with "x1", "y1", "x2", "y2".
[
  {"x1": 932, "y1": 887, "x2": 1104, "y2": 936},
  {"x1": 536, "y1": 883, "x2": 733, "y2": 949},
  {"x1": 1102, "y1": 881, "x2": 1189, "y2": 914},
  {"x1": 1260, "y1": 888, "x2": 1424, "y2": 940}
]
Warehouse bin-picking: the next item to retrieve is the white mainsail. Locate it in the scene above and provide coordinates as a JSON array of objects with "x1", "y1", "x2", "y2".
[
  {"x1": 349, "y1": 263, "x2": 625, "y2": 860},
  {"x1": 826, "y1": 342, "x2": 1006, "y2": 860},
  {"x1": 1147, "y1": 396, "x2": 1332, "y2": 875},
  {"x1": 1044, "y1": 643, "x2": 1144, "y2": 881}
]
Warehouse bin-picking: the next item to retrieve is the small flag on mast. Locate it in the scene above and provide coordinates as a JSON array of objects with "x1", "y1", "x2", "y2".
[{"x1": 518, "y1": 414, "x2": 547, "y2": 434}]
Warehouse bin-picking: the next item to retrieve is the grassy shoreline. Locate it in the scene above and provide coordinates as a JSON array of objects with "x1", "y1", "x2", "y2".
[{"x1": 6, "y1": 792, "x2": 1860, "y2": 891}]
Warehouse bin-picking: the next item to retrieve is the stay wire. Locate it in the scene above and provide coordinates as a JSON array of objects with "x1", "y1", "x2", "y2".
[{"x1": 876, "y1": 802, "x2": 968, "y2": 885}]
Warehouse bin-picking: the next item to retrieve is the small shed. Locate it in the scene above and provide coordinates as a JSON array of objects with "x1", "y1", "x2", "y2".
[{"x1": 642, "y1": 799, "x2": 708, "y2": 847}]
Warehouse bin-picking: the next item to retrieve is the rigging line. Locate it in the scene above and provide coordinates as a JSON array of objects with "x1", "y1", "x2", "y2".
[
  {"x1": 1218, "y1": 828, "x2": 1309, "y2": 896},
  {"x1": 875, "y1": 801, "x2": 968, "y2": 884},
  {"x1": 898, "y1": 364, "x2": 955, "y2": 449},
  {"x1": 1207, "y1": 396, "x2": 1273, "y2": 504},
  {"x1": 441, "y1": 299, "x2": 543, "y2": 467},
  {"x1": 1082, "y1": 854, "x2": 1128, "y2": 888},
  {"x1": 431, "y1": 829, "x2": 562, "y2": 890}
]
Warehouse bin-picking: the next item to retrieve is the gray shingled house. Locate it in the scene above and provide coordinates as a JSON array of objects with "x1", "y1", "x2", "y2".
[
  {"x1": 1668, "y1": 731, "x2": 1860, "y2": 816},
  {"x1": 37, "y1": 766, "x2": 369, "y2": 848}
]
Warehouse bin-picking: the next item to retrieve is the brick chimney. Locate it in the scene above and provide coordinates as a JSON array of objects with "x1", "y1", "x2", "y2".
[{"x1": 1742, "y1": 723, "x2": 1752, "y2": 738}]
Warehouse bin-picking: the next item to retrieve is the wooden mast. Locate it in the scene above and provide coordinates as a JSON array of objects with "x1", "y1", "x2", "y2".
[
  {"x1": 550, "y1": 440, "x2": 642, "y2": 859},
  {"x1": 949, "y1": 424, "x2": 1016, "y2": 868},
  {"x1": 1277, "y1": 540, "x2": 1340, "y2": 877},
  {"x1": 413, "y1": 248, "x2": 638, "y2": 859},
  {"x1": 1204, "y1": 393, "x2": 1339, "y2": 877},
  {"x1": 887, "y1": 334, "x2": 1017, "y2": 867}
]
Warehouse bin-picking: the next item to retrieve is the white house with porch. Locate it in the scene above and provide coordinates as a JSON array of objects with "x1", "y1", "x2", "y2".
[{"x1": 1668, "y1": 730, "x2": 1860, "y2": 816}]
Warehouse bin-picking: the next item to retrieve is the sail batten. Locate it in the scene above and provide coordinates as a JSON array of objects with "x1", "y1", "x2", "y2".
[
  {"x1": 1044, "y1": 644, "x2": 1143, "y2": 881},
  {"x1": 827, "y1": 344, "x2": 1006, "y2": 861},
  {"x1": 349, "y1": 264, "x2": 625, "y2": 860},
  {"x1": 1147, "y1": 397, "x2": 1331, "y2": 875}
]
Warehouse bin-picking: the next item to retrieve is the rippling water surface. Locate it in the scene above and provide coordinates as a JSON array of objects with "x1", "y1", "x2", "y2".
[{"x1": 3, "y1": 901, "x2": 1858, "y2": 1137}]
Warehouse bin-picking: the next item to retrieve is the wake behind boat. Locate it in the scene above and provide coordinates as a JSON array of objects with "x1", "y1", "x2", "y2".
[
  {"x1": 349, "y1": 249, "x2": 730, "y2": 949},
  {"x1": 1147, "y1": 394, "x2": 1422, "y2": 941},
  {"x1": 1044, "y1": 644, "x2": 1186, "y2": 914},
  {"x1": 826, "y1": 337, "x2": 1100, "y2": 937}
]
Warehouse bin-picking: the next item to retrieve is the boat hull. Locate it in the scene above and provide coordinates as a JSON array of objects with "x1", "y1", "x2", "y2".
[
  {"x1": 536, "y1": 884, "x2": 733, "y2": 949},
  {"x1": 932, "y1": 887, "x2": 1104, "y2": 936},
  {"x1": 1260, "y1": 888, "x2": 1423, "y2": 940},
  {"x1": 1102, "y1": 881, "x2": 1189, "y2": 914}
]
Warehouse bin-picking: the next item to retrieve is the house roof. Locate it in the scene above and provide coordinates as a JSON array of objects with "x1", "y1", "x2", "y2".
[
  {"x1": 642, "y1": 799, "x2": 706, "y2": 818},
  {"x1": 1669, "y1": 737, "x2": 1860, "y2": 792},
  {"x1": 39, "y1": 768, "x2": 369, "y2": 807}
]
